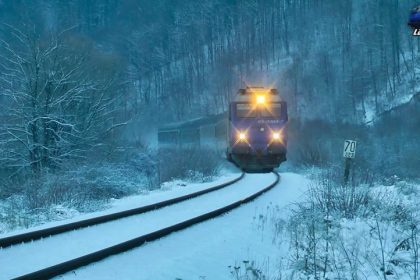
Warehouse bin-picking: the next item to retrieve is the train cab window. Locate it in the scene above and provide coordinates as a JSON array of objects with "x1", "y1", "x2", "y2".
[
  {"x1": 181, "y1": 129, "x2": 199, "y2": 144},
  {"x1": 261, "y1": 103, "x2": 282, "y2": 118},
  {"x1": 236, "y1": 103, "x2": 257, "y2": 118}
]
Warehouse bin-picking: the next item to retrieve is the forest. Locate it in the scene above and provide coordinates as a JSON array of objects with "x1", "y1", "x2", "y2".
[
  {"x1": 0, "y1": 0, "x2": 418, "y2": 175},
  {"x1": 0, "y1": 0, "x2": 419, "y2": 247}
]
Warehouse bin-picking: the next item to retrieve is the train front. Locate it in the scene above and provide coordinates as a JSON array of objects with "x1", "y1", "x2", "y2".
[{"x1": 227, "y1": 87, "x2": 288, "y2": 172}]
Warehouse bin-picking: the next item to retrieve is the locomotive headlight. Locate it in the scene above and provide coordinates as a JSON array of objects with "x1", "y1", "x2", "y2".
[
  {"x1": 272, "y1": 132, "x2": 281, "y2": 141},
  {"x1": 256, "y1": 95, "x2": 266, "y2": 104},
  {"x1": 238, "y1": 132, "x2": 247, "y2": 141}
]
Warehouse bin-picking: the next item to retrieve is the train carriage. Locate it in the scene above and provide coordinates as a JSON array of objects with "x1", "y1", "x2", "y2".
[{"x1": 158, "y1": 113, "x2": 227, "y2": 151}]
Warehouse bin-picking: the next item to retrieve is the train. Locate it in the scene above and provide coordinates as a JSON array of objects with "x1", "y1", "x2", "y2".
[
  {"x1": 226, "y1": 87, "x2": 288, "y2": 172},
  {"x1": 158, "y1": 87, "x2": 288, "y2": 172},
  {"x1": 158, "y1": 113, "x2": 227, "y2": 150}
]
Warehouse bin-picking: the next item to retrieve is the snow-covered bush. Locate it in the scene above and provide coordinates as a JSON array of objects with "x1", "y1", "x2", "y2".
[
  {"x1": 123, "y1": 148, "x2": 159, "y2": 190},
  {"x1": 395, "y1": 181, "x2": 418, "y2": 197},
  {"x1": 309, "y1": 168, "x2": 372, "y2": 219},
  {"x1": 0, "y1": 157, "x2": 154, "y2": 232},
  {"x1": 158, "y1": 147, "x2": 222, "y2": 184},
  {"x1": 282, "y1": 169, "x2": 420, "y2": 280}
]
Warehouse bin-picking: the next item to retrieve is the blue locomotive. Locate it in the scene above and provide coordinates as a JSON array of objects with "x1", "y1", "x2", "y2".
[{"x1": 226, "y1": 87, "x2": 288, "y2": 172}]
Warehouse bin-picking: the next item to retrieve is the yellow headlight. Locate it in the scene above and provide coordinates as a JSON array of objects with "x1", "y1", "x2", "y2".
[
  {"x1": 239, "y1": 132, "x2": 246, "y2": 141},
  {"x1": 272, "y1": 132, "x2": 281, "y2": 140},
  {"x1": 256, "y1": 95, "x2": 266, "y2": 104}
]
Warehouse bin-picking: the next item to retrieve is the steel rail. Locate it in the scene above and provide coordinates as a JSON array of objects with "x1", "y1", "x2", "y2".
[
  {"x1": 12, "y1": 172, "x2": 279, "y2": 280},
  {"x1": 0, "y1": 172, "x2": 244, "y2": 248}
]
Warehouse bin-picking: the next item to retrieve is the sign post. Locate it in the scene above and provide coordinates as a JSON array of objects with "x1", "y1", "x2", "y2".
[{"x1": 343, "y1": 140, "x2": 357, "y2": 184}]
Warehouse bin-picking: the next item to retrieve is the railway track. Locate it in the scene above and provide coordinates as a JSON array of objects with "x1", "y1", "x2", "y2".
[
  {"x1": 2, "y1": 172, "x2": 279, "y2": 280},
  {"x1": 0, "y1": 172, "x2": 244, "y2": 248}
]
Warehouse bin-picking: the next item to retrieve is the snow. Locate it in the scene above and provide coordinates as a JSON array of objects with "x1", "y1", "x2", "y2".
[
  {"x1": 279, "y1": 175, "x2": 420, "y2": 280},
  {"x1": 53, "y1": 173, "x2": 309, "y2": 280},
  {"x1": 3, "y1": 169, "x2": 415, "y2": 280},
  {"x1": 0, "y1": 172, "x2": 286, "y2": 279},
  {"x1": 0, "y1": 170, "x2": 241, "y2": 239}
]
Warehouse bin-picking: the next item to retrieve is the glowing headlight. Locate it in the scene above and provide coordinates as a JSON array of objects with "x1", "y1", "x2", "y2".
[
  {"x1": 238, "y1": 132, "x2": 246, "y2": 141},
  {"x1": 256, "y1": 95, "x2": 266, "y2": 104},
  {"x1": 272, "y1": 132, "x2": 281, "y2": 141}
]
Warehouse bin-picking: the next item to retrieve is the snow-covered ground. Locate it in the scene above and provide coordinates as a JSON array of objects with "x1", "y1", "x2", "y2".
[
  {"x1": 4, "y1": 167, "x2": 416, "y2": 280},
  {"x1": 0, "y1": 172, "x2": 284, "y2": 279},
  {"x1": 0, "y1": 170, "x2": 241, "y2": 239},
  {"x1": 54, "y1": 172, "x2": 309, "y2": 280},
  {"x1": 325, "y1": 180, "x2": 420, "y2": 280}
]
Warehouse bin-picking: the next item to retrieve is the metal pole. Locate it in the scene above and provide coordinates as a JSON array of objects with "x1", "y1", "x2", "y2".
[{"x1": 344, "y1": 158, "x2": 351, "y2": 184}]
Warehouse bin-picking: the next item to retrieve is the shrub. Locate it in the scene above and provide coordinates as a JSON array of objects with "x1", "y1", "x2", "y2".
[
  {"x1": 158, "y1": 146, "x2": 222, "y2": 184},
  {"x1": 309, "y1": 167, "x2": 372, "y2": 219}
]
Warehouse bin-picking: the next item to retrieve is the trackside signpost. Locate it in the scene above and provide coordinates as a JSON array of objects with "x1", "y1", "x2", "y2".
[{"x1": 343, "y1": 140, "x2": 357, "y2": 184}]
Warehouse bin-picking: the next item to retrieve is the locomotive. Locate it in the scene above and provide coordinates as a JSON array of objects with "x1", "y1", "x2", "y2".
[{"x1": 226, "y1": 87, "x2": 288, "y2": 172}]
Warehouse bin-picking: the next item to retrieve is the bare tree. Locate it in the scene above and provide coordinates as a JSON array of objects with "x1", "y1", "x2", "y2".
[{"x1": 0, "y1": 25, "x2": 120, "y2": 177}]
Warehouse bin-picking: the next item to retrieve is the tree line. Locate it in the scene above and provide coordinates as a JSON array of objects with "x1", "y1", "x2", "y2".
[{"x1": 0, "y1": 0, "x2": 418, "y2": 177}]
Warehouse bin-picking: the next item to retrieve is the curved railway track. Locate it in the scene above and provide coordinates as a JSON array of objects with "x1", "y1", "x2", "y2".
[
  {"x1": 0, "y1": 172, "x2": 244, "y2": 248},
  {"x1": 4, "y1": 172, "x2": 279, "y2": 280}
]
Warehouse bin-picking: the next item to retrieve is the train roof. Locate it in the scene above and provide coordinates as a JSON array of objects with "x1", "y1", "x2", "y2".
[
  {"x1": 159, "y1": 112, "x2": 227, "y2": 132},
  {"x1": 234, "y1": 87, "x2": 282, "y2": 103}
]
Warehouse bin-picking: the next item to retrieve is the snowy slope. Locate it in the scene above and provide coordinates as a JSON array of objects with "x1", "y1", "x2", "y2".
[{"x1": 363, "y1": 55, "x2": 420, "y2": 124}]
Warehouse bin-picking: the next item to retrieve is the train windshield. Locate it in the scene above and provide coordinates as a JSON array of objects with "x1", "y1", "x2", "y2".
[
  {"x1": 236, "y1": 103, "x2": 282, "y2": 118},
  {"x1": 261, "y1": 103, "x2": 282, "y2": 118},
  {"x1": 236, "y1": 103, "x2": 257, "y2": 118}
]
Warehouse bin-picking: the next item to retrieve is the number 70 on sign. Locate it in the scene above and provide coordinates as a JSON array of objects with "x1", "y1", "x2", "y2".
[{"x1": 343, "y1": 140, "x2": 357, "y2": 158}]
